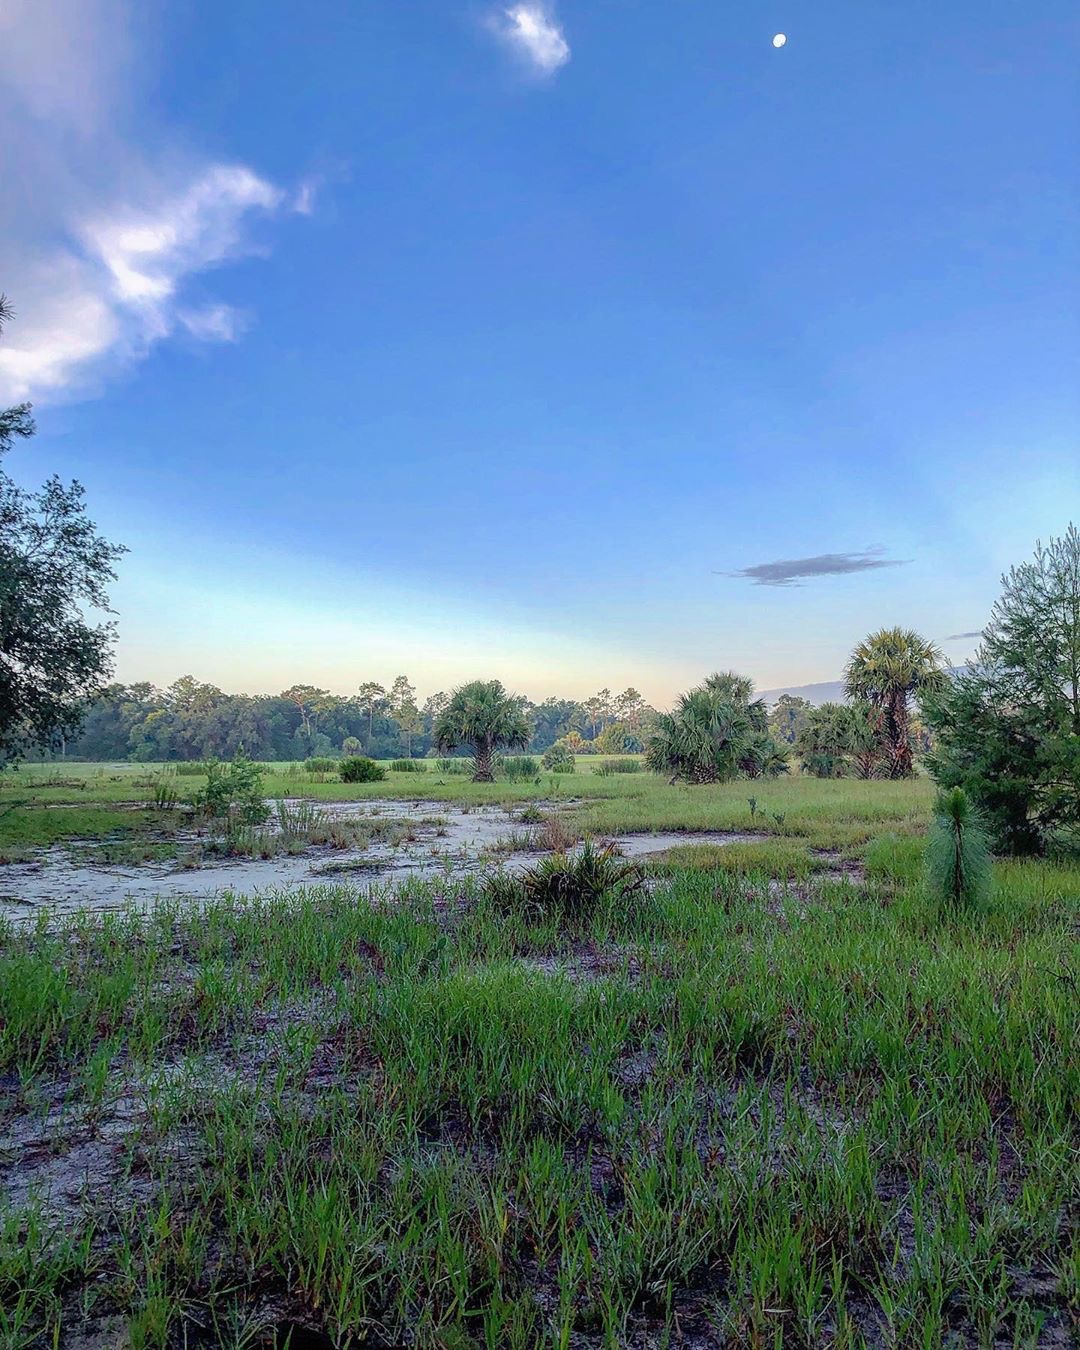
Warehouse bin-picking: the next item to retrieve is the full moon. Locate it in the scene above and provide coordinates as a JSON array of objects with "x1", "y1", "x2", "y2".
[{"x1": 772, "y1": 33, "x2": 787, "y2": 48}]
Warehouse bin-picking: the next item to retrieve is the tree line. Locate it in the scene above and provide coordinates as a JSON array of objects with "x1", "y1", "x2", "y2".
[{"x1": 53, "y1": 678, "x2": 660, "y2": 764}]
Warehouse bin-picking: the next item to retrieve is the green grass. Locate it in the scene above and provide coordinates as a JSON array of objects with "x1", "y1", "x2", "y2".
[{"x1": 0, "y1": 777, "x2": 1076, "y2": 1346}]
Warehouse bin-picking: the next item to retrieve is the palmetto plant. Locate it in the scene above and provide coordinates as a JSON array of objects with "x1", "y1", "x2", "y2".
[
  {"x1": 646, "y1": 682, "x2": 755, "y2": 784},
  {"x1": 434, "y1": 680, "x2": 531, "y2": 782},
  {"x1": 844, "y1": 627, "x2": 945, "y2": 778}
]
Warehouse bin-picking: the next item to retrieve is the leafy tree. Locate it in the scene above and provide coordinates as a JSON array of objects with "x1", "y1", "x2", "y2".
[
  {"x1": 613, "y1": 687, "x2": 647, "y2": 730},
  {"x1": 768, "y1": 694, "x2": 812, "y2": 745},
  {"x1": 646, "y1": 672, "x2": 782, "y2": 784},
  {"x1": 357, "y1": 682, "x2": 386, "y2": 741},
  {"x1": 924, "y1": 525, "x2": 1080, "y2": 854},
  {"x1": 434, "y1": 680, "x2": 530, "y2": 782},
  {"x1": 594, "y1": 721, "x2": 643, "y2": 754},
  {"x1": 527, "y1": 697, "x2": 581, "y2": 752},
  {"x1": 0, "y1": 298, "x2": 126, "y2": 765},
  {"x1": 844, "y1": 627, "x2": 945, "y2": 778}
]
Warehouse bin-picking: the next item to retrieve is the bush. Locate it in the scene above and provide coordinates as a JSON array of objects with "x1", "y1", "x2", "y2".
[
  {"x1": 595, "y1": 758, "x2": 642, "y2": 776},
  {"x1": 925, "y1": 787, "x2": 992, "y2": 912},
  {"x1": 194, "y1": 753, "x2": 268, "y2": 826},
  {"x1": 483, "y1": 838, "x2": 646, "y2": 926},
  {"x1": 390, "y1": 758, "x2": 427, "y2": 773},
  {"x1": 340, "y1": 756, "x2": 387, "y2": 784},
  {"x1": 542, "y1": 743, "x2": 576, "y2": 773},
  {"x1": 499, "y1": 755, "x2": 539, "y2": 782},
  {"x1": 304, "y1": 757, "x2": 337, "y2": 775}
]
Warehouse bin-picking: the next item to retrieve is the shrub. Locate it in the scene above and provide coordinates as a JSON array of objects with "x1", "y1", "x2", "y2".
[
  {"x1": 925, "y1": 787, "x2": 992, "y2": 912},
  {"x1": 483, "y1": 838, "x2": 646, "y2": 926},
  {"x1": 304, "y1": 757, "x2": 337, "y2": 775},
  {"x1": 595, "y1": 758, "x2": 642, "y2": 776},
  {"x1": 542, "y1": 743, "x2": 576, "y2": 773},
  {"x1": 499, "y1": 755, "x2": 539, "y2": 782},
  {"x1": 194, "y1": 753, "x2": 268, "y2": 826},
  {"x1": 390, "y1": 758, "x2": 427, "y2": 773},
  {"x1": 340, "y1": 756, "x2": 387, "y2": 784}
]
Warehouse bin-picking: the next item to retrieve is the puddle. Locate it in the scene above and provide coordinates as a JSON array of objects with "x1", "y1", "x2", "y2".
[{"x1": 0, "y1": 801, "x2": 814, "y2": 918}]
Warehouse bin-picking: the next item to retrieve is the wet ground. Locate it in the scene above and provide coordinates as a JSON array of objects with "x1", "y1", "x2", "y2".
[{"x1": 0, "y1": 799, "x2": 773, "y2": 917}]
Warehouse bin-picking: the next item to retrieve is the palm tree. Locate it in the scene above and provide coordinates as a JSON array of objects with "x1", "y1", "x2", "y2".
[
  {"x1": 434, "y1": 680, "x2": 531, "y2": 782},
  {"x1": 844, "y1": 627, "x2": 945, "y2": 778},
  {"x1": 646, "y1": 678, "x2": 756, "y2": 784}
]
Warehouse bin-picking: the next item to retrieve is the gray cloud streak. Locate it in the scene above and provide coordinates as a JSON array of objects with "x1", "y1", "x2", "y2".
[
  {"x1": 944, "y1": 631, "x2": 982, "y2": 641},
  {"x1": 722, "y1": 549, "x2": 909, "y2": 588}
]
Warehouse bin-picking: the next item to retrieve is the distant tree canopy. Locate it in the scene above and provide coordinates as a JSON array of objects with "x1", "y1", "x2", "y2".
[
  {"x1": 48, "y1": 679, "x2": 656, "y2": 764},
  {"x1": 646, "y1": 672, "x2": 787, "y2": 784},
  {"x1": 0, "y1": 297, "x2": 126, "y2": 765},
  {"x1": 924, "y1": 525, "x2": 1080, "y2": 855}
]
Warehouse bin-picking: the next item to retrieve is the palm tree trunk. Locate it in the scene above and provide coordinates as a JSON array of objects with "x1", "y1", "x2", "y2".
[
  {"x1": 472, "y1": 739, "x2": 494, "y2": 782},
  {"x1": 889, "y1": 693, "x2": 913, "y2": 778}
]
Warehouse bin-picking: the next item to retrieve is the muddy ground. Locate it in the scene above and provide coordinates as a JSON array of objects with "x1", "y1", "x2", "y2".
[{"x1": 0, "y1": 799, "x2": 784, "y2": 917}]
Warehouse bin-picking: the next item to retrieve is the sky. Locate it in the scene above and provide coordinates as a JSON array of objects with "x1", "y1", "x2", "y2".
[{"x1": 1, "y1": 0, "x2": 1077, "y2": 707}]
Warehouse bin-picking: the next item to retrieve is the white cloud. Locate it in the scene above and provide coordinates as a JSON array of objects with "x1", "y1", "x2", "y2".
[
  {"x1": 491, "y1": 3, "x2": 571, "y2": 76},
  {"x1": 0, "y1": 2, "x2": 306, "y2": 404},
  {"x1": 0, "y1": 166, "x2": 285, "y2": 401}
]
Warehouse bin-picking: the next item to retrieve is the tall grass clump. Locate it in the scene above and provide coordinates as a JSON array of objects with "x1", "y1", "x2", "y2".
[
  {"x1": 484, "y1": 839, "x2": 645, "y2": 926},
  {"x1": 304, "y1": 757, "x2": 337, "y2": 775},
  {"x1": 390, "y1": 759, "x2": 427, "y2": 773},
  {"x1": 433, "y1": 757, "x2": 472, "y2": 775},
  {"x1": 340, "y1": 756, "x2": 387, "y2": 784},
  {"x1": 499, "y1": 755, "x2": 539, "y2": 782},
  {"x1": 595, "y1": 758, "x2": 642, "y2": 776},
  {"x1": 925, "y1": 787, "x2": 992, "y2": 912}
]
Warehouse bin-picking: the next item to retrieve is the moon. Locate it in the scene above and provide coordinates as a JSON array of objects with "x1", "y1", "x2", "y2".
[{"x1": 772, "y1": 33, "x2": 787, "y2": 48}]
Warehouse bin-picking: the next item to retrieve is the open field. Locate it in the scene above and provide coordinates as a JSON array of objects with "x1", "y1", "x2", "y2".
[{"x1": 0, "y1": 772, "x2": 1076, "y2": 1347}]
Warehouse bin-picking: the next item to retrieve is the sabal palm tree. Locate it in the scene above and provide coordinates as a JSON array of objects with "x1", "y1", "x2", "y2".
[
  {"x1": 434, "y1": 680, "x2": 531, "y2": 782},
  {"x1": 844, "y1": 628, "x2": 945, "y2": 778}
]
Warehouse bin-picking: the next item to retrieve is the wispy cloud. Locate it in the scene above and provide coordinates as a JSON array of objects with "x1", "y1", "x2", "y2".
[
  {"x1": 723, "y1": 548, "x2": 909, "y2": 588},
  {"x1": 0, "y1": 1, "x2": 309, "y2": 405},
  {"x1": 489, "y1": 3, "x2": 570, "y2": 76},
  {"x1": 944, "y1": 631, "x2": 982, "y2": 641}
]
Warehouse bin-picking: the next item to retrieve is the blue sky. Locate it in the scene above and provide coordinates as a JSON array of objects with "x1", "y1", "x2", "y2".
[{"x1": 1, "y1": 0, "x2": 1076, "y2": 705}]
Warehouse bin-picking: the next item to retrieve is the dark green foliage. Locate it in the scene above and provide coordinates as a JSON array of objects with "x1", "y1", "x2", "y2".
[
  {"x1": 340, "y1": 756, "x2": 387, "y2": 784},
  {"x1": 925, "y1": 788, "x2": 992, "y2": 912},
  {"x1": 434, "y1": 680, "x2": 531, "y2": 782},
  {"x1": 797, "y1": 701, "x2": 886, "y2": 779},
  {"x1": 303, "y1": 757, "x2": 337, "y2": 775},
  {"x1": 498, "y1": 755, "x2": 539, "y2": 782},
  {"x1": 646, "y1": 672, "x2": 785, "y2": 784},
  {"x1": 541, "y1": 743, "x2": 576, "y2": 773},
  {"x1": 594, "y1": 758, "x2": 643, "y2": 776},
  {"x1": 0, "y1": 303, "x2": 126, "y2": 764},
  {"x1": 925, "y1": 525, "x2": 1080, "y2": 855},
  {"x1": 483, "y1": 838, "x2": 646, "y2": 926},
  {"x1": 193, "y1": 753, "x2": 268, "y2": 826},
  {"x1": 390, "y1": 758, "x2": 427, "y2": 772}
]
